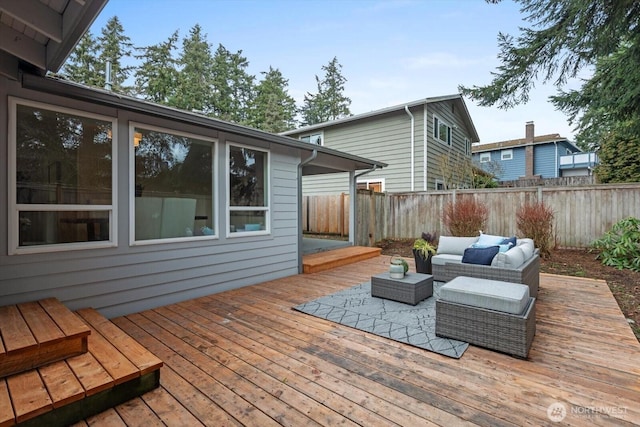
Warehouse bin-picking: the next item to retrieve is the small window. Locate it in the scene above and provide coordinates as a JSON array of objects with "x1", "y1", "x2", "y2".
[
  {"x1": 479, "y1": 153, "x2": 491, "y2": 163},
  {"x1": 465, "y1": 137, "x2": 471, "y2": 155},
  {"x1": 357, "y1": 179, "x2": 384, "y2": 192},
  {"x1": 300, "y1": 132, "x2": 322, "y2": 145},
  {"x1": 435, "y1": 179, "x2": 445, "y2": 190},
  {"x1": 433, "y1": 116, "x2": 451, "y2": 145},
  {"x1": 228, "y1": 144, "x2": 270, "y2": 235},
  {"x1": 501, "y1": 149, "x2": 513, "y2": 161}
]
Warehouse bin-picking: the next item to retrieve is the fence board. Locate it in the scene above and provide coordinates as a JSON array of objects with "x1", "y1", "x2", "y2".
[{"x1": 305, "y1": 183, "x2": 640, "y2": 248}]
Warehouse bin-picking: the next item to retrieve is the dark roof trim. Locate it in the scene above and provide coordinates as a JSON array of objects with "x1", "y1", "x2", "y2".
[
  {"x1": 281, "y1": 94, "x2": 480, "y2": 142},
  {"x1": 21, "y1": 73, "x2": 386, "y2": 173}
]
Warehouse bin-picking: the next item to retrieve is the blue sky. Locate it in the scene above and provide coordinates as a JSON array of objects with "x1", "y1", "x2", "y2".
[{"x1": 88, "y1": 0, "x2": 583, "y2": 143}]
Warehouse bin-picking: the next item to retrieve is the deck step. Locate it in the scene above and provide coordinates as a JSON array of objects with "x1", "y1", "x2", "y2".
[
  {"x1": 303, "y1": 246, "x2": 382, "y2": 273},
  {"x1": 0, "y1": 306, "x2": 163, "y2": 426},
  {"x1": 0, "y1": 298, "x2": 91, "y2": 379}
]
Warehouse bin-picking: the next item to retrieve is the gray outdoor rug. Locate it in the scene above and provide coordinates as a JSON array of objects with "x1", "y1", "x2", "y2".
[{"x1": 294, "y1": 281, "x2": 469, "y2": 358}]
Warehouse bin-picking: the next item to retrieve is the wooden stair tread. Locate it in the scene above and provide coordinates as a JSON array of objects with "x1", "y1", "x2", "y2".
[
  {"x1": 303, "y1": 246, "x2": 382, "y2": 273},
  {"x1": 0, "y1": 305, "x2": 162, "y2": 426},
  {"x1": 0, "y1": 299, "x2": 91, "y2": 379}
]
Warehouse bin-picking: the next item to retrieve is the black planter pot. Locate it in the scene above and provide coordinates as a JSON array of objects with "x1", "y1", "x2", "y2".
[{"x1": 412, "y1": 249, "x2": 433, "y2": 274}]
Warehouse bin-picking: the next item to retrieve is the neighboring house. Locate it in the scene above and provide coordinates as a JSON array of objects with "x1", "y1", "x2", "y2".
[
  {"x1": 472, "y1": 121, "x2": 599, "y2": 182},
  {"x1": 281, "y1": 95, "x2": 480, "y2": 193},
  {"x1": 0, "y1": 0, "x2": 385, "y2": 317}
]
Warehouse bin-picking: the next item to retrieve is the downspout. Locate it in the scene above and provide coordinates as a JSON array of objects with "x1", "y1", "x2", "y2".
[
  {"x1": 405, "y1": 105, "x2": 415, "y2": 191},
  {"x1": 351, "y1": 165, "x2": 381, "y2": 246},
  {"x1": 298, "y1": 149, "x2": 318, "y2": 273},
  {"x1": 423, "y1": 102, "x2": 428, "y2": 191},
  {"x1": 554, "y1": 141, "x2": 558, "y2": 178}
]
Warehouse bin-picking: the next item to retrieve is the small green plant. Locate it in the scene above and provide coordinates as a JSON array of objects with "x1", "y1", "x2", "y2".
[
  {"x1": 413, "y1": 239, "x2": 437, "y2": 257},
  {"x1": 516, "y1": 201, "x2": 555, "y2": 258},
  {"x1": 443, "y1": 198, "x2": 488, "y2": 236},
  {"x1": 591, "y1": 217, "x2": 640, "y2": 272}
]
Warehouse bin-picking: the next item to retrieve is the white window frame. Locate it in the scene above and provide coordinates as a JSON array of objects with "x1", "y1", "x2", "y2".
[
  {"x1": 501, "y1": 149, "x2": 513, "y2": 161},
  {"x1": 433, "y1": 115, "x2": 452, "y2": 146},
  {"x1": 129, "y1": 122, "x2": 218, "y2": 246},
  {"x1": 356, "y1": 178, "x2": 385, "y2": 192},
  {"x1": 300, "y1": 132, "x2": 323, "y2": 146},
  {"x1": 226, "y1": 142, "x2": 271, "y2": 237},
  {"x1": 465, "y1": 137, "x2": 471, "y2": 155},
  {"x1": 8, "y1": 97, "x2": 117, "y2": 255},
  {"x1": 479, "y1": 152, "x2": 491, "y2": 163}
]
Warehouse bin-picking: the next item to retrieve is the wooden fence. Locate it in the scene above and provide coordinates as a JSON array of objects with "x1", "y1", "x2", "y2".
[{"x1": 302, "y1": 183, "x2": 640, "y2": 248}]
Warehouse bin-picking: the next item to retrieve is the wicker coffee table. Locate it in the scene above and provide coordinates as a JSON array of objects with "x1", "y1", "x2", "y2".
[{"x1": 371, "y1": 272, "x2": 433, "y2": 305}]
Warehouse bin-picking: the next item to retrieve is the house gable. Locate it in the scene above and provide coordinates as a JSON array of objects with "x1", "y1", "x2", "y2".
[{"x1": 283, "y1": 95, "x2": 479, "y2": 193}]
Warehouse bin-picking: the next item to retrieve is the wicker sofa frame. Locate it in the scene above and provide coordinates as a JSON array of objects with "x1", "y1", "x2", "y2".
[{"x1": 432, "y1": 249, "x2": 540, "y2": 298}]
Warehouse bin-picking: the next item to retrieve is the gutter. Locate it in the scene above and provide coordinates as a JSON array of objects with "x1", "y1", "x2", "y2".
[
  {"x1": 405, "y1": 105, "x2": 415, "y2": 191},
  {"x1": 423, "y1": 102, "x2": 428, "y2": 191}
]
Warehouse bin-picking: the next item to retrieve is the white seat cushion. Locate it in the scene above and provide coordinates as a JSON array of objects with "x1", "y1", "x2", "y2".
[
  {"x1": 431, "y1": 254, "x2": 463, "y2": 265},
  {"x1": 436, "y1": 236, "x2": 479, "y2": 256},
  {"x1": 439, "y1": 276, "x2": 530, "y2": 314}
]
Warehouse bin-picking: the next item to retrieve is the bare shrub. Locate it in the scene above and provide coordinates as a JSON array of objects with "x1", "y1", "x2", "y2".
[{"x1": 443, "y1": 198, "x2": 488, "y2": 236}]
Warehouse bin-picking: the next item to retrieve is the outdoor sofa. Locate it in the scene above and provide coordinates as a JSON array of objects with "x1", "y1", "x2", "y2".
[{"x1": 431, "y1": 235, "x2": 540, "y2": 298}]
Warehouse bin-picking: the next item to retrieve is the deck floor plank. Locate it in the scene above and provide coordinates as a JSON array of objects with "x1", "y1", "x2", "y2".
[
  {"x1": 16, "y1": 301, "x2": 65, "y2": 345},
  {"x1": 76, "y1": 309, "x2": 162, "y2": 375},
  {"x1": 7, "y1": 370, "x2": 52, "y2": 423},
  {"x1": 0, "y1": 380, "x2": 13, "y2": 427},
  {"x1": 38, "y1": 360, "x2": 85, "y2": 408},
  {"x1": 0, "y1": 305, "x2": 37, "y2": 355}
]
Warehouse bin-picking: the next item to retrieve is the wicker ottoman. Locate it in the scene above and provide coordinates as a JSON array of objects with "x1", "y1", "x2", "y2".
[
  {"x1": 435, "y1": 276, "x2": 536, "y2": 358},
  {"x1": 371, "y1": 272, "x2": 433, "y2": 305}
]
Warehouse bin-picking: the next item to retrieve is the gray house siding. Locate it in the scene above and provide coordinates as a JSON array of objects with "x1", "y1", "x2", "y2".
[
  {"x1": 295, "y1": 98, "x2": 477, "y2": 194},
  {"x1": 0, "y1": 77, "x2": 300, "y2": 318}
]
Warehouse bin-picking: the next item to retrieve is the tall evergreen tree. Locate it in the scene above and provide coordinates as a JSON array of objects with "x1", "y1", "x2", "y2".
[
  {"x1": 301, "y1": 57, "x2": 351, "y2": 125},
  {"x1": 97, "y1": 16, "x2": 133, "y2": 93},
  {"x1": 459, "y1": 0, "x2": 640, "y2": 182},
  {"x1": 60, "y1": 31, "x2": 102, "y2": 87},
  {"x1": 134, "y1": 31, "x2": 180, "y2": 103},
  {"x1": 210, "y1": 44, "x2": 255, "y2": 124},
  {"x1": 249, "y1": 67, "x2": 297, "y2": 133},
  {"x1": 173, "y1": 24, "x2": 214, "y2": 113}
]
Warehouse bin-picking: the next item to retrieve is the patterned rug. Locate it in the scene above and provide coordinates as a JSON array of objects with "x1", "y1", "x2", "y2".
[{"x1": 294, "y1": 281, "x2": 468, "y2": 358}]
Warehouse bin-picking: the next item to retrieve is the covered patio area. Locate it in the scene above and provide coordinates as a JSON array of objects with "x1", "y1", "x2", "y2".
[{"x1": 78, "y1": 256, "x2": 639, "y2": 426}]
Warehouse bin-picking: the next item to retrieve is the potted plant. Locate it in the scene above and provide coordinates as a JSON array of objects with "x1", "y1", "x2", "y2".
[{"x1": 413, "y1": 232, "x2": 437, "y2": 274}]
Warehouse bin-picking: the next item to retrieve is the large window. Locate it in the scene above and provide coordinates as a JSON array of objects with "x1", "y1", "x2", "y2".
[
  {"x1": 433, "y1": 116, "x2": 451, "y2": 145},
  {"x1": 132, "y1": 124, "x2": 216, "y2": 243},
  {"x1": 300, "y1": 132, "x2": 322, "y2": 145},
  {"x1": 9, "y1": 98, "x2": 116, "y2": 254},
  {"x1": 228, "y1": 144, "x2": 269, "y2": 235}
]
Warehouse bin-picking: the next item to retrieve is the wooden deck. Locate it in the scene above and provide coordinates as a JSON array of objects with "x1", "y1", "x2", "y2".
[{"x1": 70, "y1": 254, "x2": 640, "y2": 426}]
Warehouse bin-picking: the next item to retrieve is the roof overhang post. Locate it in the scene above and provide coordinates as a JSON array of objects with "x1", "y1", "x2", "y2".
[
  {"x1": 352, "y1": 165, "x2": 380, "y2": 245},
  {"x1": 298, "y1": 149, "x2": 317, "y2": 273},
  {"x1": 349, "y1": 170, "x2": 356, "y2": 245}
]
